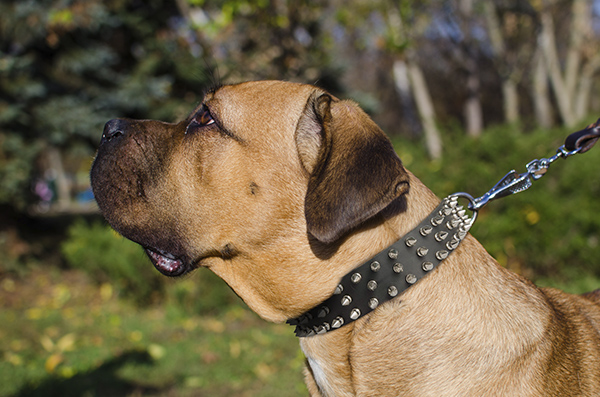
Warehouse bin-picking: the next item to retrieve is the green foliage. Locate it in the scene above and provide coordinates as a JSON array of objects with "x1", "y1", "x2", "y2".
[
  {"x1": 61, "y1": 220, "x2": 163, "y2": 304},
  {"x1": 190, "y1": 0, "x2": 336, "y2": 83},
  {"x1": 60, "y1": 220, "x2": 242, "y2": 312},
  {"x1": 394, "y1": 121, "x2": 600, "y2": 286},
  {"x1": 165, "y1": 272, "x2": 241, "y2": 316},
  {"x1": 0, "y1": 134, "x2": 42, "y2": 208}
]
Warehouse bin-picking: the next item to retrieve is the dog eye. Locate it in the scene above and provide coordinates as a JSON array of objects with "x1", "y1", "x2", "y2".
[
  {"x1": 186, "y1": 106, "x2": 215, "y2": 134},
  {"x1": 196, "y1": 108, "x2": 215, "y2": 127}
]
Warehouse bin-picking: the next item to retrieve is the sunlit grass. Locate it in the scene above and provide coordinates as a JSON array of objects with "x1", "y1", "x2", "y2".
[{"x1": 0, "y1": 269, "x2": 306, "y2": 397}]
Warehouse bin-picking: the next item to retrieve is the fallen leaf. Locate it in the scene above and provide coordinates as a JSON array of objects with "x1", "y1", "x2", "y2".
[
  {"x1": 5, "y1": 352, "x2": 23, "y2": 366},
  {"x1": 229, "y1": 340, "x2": 241, "y2": 359},
  {"x1": 45, "y1": 353, "x2": 63, "y2": 373},
  {"x1": 40, "y1": 335, "x2": 54, "y2": 352},
  {"x1": 148, "y1": 343, "x2": 166, "y2": 360},
  {"x1": 56, "y1": 333, "x2": 76, "y2": 352}
]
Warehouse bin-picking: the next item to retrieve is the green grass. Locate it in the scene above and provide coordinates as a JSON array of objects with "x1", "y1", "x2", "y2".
[{"x1": 0, "y1": 269, "x2": 306, "y2": 397}]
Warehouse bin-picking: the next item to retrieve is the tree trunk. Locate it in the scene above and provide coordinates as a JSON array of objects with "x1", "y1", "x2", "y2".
[
  {"x1": 385, "y1": 3, "x2": 442, "y2": 159},
  {"x1": 459, "y1": 0, "x2": 483, "y2": 137},
  {"x1": 564, "y1": 0, "x2": 587, "y2": 102},
  {"x1": 484, "y1": 1, "x2": 520, "y2": 124},
  {"x1": 46, "y1": 146, "x2": 71, "y2": 210},
  {"x1": 574, "y1": 55, "x2": 600, "y2": 121},
  {"x1": 539, "y1": 11, "x2": 575, "y2": 126},
  {"x1": 464, "y1": 57, "x2": 483, "y2": 137},
  {"x1": 391, "y1": 58, "x2": 421, "y2": 136},
  {"x1": 532, "y1": 49, "x2": 553, "y2": 128},
  {"x1": 404, "y1": 59, "x2": 443, "y2": 160},
  {"x1": 538, "y1": 0, "x2": 594, "y2": 127},
  {"x1": 502, "y1": 79, "x2": 519, "y2": 124}
]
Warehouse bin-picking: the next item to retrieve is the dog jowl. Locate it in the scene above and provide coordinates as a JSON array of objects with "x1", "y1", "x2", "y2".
[{"x1": 92, "y1": 80, "x2": 600, "y2": 397}]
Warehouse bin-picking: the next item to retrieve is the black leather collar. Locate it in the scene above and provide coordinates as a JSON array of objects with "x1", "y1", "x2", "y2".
[{"x1": 287, "y1": 195, "x2": 474, "y2": 337}]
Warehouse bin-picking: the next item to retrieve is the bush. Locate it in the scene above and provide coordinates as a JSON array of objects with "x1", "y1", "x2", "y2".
[
  {"x1": 61, "y1": 220, "x2": 164, "y2": 304},
  {"x1": 164, "y1": 271, "x2": 242, "y2": 317},
  {"x1": 61, "y1": 220, "x2": 241, "y2": 311}
]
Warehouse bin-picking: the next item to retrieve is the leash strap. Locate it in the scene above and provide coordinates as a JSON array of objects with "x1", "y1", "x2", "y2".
[{"x1": 565, "y1": 118, "x2": 600, "y2": 153}]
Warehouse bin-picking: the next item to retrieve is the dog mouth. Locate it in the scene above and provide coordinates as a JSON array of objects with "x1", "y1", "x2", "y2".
[{"x1": 145, "y1": 247, "x2": 188, "y2": 277}]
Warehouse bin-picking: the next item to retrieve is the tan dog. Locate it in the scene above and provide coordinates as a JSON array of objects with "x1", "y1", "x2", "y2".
[{"x1": 91, "y1": 80, "x2": 600, "y2": 396}]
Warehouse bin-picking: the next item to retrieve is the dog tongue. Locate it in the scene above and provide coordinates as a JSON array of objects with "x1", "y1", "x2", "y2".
[{"x1": 146, "y1": 249, "x2": 185, "y2": 277}]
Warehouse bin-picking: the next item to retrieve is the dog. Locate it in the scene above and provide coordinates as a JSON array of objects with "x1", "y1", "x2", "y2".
[{"x1": 91, "y1": 80, "x2": 600, "y2": 396}]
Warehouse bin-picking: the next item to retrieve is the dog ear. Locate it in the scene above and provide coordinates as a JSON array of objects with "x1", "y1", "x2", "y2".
[{"x1": 296, "y1": 89, "x2": 410, "y2": 244}]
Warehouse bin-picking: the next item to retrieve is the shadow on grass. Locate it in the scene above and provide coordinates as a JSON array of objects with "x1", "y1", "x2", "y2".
[{"x1": 15, "y1": 350, "x2": 165, "y2": 397}]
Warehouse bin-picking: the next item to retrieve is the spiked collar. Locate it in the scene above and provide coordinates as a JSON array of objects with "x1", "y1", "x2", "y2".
[{"x1": 287, "y1": 194, "x2": 475, "y2": 337}]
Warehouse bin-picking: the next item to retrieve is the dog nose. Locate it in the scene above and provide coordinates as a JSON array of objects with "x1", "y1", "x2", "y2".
[{"x1": 101, "y1": 119, "x2": 127, "y2": 143}]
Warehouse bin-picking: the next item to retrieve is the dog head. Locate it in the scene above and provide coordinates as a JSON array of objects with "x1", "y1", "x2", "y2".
[{"x1": 91, "y1": 80, "x2": 409, "y2": 320}]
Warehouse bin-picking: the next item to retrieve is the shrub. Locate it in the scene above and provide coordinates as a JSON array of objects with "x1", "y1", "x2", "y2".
[
  {"x1": 61, "y1": 220, "x2": 163, "y2": 304},
  {"x1": 61, "y1": 220, "x2": 241, "y2": 311}
]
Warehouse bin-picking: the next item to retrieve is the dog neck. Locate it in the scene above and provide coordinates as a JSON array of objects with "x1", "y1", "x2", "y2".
[
  {"x1": 297, "y1": 174, "x2": 552, "y2": 396},
  {"x1": 288, "y1": 189, "x2": 475, "y2": 337}
]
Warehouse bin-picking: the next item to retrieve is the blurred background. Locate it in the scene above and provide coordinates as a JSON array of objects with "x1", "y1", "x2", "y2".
[{"x1": 2, "y1": 0, "x2": 600, "y2": 395}]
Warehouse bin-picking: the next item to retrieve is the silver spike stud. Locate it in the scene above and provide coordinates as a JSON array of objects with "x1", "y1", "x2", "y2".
[
  {"x1": 442, "y1": 206, "x2": 453, "y2": 216},
  {"x1": 449, "y1": 197, "x2": 458, "y2": 207},
  {"x1": 435, "y1": 231, "x2": 448, "y2": 242},
  {"x1": 405, "y1": 236, "x2": 417, "y2": 247},
  {"x1": 341, "y1": 295, "x2": 352, "y2": 306},
  {"x1": 370, "y1": 261, "x2": 381, "y2": 272},
  {"x1": 315, "y1": 325, "x2": 327, "y2": 335},
  {"x1": 446, "y1": 239, "x2": 459, "y2": 250},
  {"x1": 393, "y1": 263, "x2": 403, "y2": 273},
  {"x1": 367, "y1": 280, "x2": 378, "y2": 291},
  {"x1": 331, "y1": 316, "x2": 344, "y2": 329},
  {"x1": 436, "y1": 250, "x2": 449, "y2": 260},
  {"x1": 388, "y1": 249, "x2": 399, "y2": 259},
  {"x1": 406, "y1": 274, "x2": 417, "y2": 284},
  {"x1": 351, "y1": 273, "x2": 362, "y2": 284},
  {"x1": 447, "y1": 218, "x2": 461, "y2": 229},
  {"x1": 318, "y1": 306, "x2": 330, "y2": 318},
  {"x1": 420, "y1": 225, "x2": 433, "y2": 236},
  {"x1": 388, "y1": 286, "x2": 399, "y2": 297},
  {"x1": 350, "y1": 308, "x2": 361, "y2": 320},
  {"x1": 416, "y1": 247, "x2": 429, "y2": 257},
  {"x1": 422, "y1": 262, "x2": 434, "y2": 271},
  {"x1": 302, "y1": 328, "x2": 316, "y2": 338},
  {"x1": 431, "y1": 214, "x2": 445, "y2": 226},
  {"x1": 334, "y1": 284, "x2": 343, "y2": 295},
  {"x1": 369, "y1": 298, "x2": 379, "y2": 309},
  {"x1": 295, "y1": 327, "x2": 307, "y2": 337}
]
